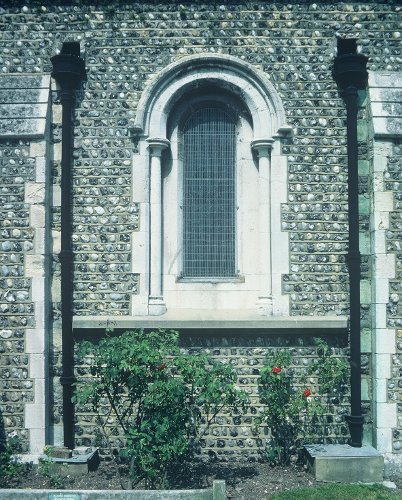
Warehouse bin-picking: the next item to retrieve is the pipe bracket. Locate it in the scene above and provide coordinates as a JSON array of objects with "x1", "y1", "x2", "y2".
[{"x1": 60, "y1": 376, "x2": 77, "y2": 386}]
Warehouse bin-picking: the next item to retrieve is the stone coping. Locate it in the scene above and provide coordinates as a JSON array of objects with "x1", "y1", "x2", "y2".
[
  {"x1": 0, "y1": 480, "x2": 226, "y2": 499},
  {"x1": 40, "y1": 449, "x2": 98, "y2": 465},
  {"x1": 73, "y1": 312, "x2": 348, "y2": 332}
]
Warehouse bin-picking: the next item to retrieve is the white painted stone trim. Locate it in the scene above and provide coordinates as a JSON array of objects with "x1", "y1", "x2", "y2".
[
  {"x1": 147, "y1": 138, "x2": 170, "y2": 315},
  {"x1": 73, "y1": 314, "x2": 348, "y2": 331},
  {"x1": 251, "y1": 139, "x2": 274, "y2": 315},
  {"x1": 368, "y1": 70, "x2": 402, "y2": 454},
  {"x1": 368, "y1": 71, "x2": 402, "y2": 138},
  {"x1": 0, "y1": 74, "x2": 50, "y2": 139}
]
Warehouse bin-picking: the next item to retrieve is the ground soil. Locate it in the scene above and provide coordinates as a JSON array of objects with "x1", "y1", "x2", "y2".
[{"x1": 6, "y1": 460, "x2": 402, "y2": 499}]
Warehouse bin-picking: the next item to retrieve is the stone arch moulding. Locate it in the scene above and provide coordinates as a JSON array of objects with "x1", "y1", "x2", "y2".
[
  {"x1": 131, "y1": 54, "x2": 292, "y2": 318},
  {"x1": 134, "y1": 53, "x2": 292, "y2": 139}
]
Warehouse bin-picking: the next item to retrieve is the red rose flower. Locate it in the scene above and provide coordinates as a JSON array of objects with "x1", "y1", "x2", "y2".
[
  {"x1": 272, "y1": 367, "x2": 281, "y2": 374},
  {"x1": 303, "y1": 388, "x2": 311, "y2": 397}
]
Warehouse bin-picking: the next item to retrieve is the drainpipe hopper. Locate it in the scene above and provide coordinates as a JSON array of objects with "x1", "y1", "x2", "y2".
[{"x1": 51, "y1": 42, "x2": 86, "y2": 450}]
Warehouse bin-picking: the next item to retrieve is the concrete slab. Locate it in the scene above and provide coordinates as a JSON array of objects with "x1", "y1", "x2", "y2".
[
  {"x1": 45, "y1": 446, "x2": 73, "y2": 459},
  {"x1": 304, "y1": 444, "x2": 384, "y2": 483}
]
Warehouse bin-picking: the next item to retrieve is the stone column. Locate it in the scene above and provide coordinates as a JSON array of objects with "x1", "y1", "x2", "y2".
[
  {"x1": 147, "y1": 138, "x2": 170, "y2": 315},
  {"x1": 252, "y1": 139, "x2": 274, "y2": 316}
]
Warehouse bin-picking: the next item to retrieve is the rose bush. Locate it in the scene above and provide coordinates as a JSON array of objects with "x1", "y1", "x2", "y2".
[
  {"x1": 255, "y1": 351, "x2": 315, "y2": 465},
  {"x1": 74, "y1": 329, "x2": 248, "y2": 488},
  {"x1": 255, "y1": 340, "x2": 349, "y2": 466}
]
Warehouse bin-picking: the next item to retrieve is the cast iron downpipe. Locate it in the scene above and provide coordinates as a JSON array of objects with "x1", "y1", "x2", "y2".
[
  {"x1": 51, "y1": 43, "x2": 86, "y2": 450},
  {"x1": 333, "y1": 41, "x2": 368, "y2": 447}
]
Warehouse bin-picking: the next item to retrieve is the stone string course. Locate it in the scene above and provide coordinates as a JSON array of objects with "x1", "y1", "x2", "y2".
[{"x1": 0, "y1": 0, "x2": 400, "y2": 457}]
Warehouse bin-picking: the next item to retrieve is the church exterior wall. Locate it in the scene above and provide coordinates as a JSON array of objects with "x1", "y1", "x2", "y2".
[{"x1": 0, "y1": 0, "x2": 400, "y2": 467}]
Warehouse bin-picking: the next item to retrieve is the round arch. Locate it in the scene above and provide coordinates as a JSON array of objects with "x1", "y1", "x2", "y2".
[{"x1": 134, "y1": 54, "x2": 291, "y2": 140}]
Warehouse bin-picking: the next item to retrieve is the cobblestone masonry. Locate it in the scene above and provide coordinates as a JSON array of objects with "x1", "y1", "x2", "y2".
[
  {"x1": 0, "y1": 0, "x2": 401, "y2": 458},
  {"x1": 387, "y1": 142, "x2": 402, "y2": 330},
  {"x1": 0, "y1": 1, "x2": 399, "y2": 316}
]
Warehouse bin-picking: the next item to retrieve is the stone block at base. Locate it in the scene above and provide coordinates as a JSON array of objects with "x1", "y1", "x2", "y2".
[
  {"x1": 45, "y1": 446, "x2": 73, "y2": 459},
  {"x1": 39, "y1": 448, "x2": 99, "y2": 475},
  {"x1": 304, "y1": 444, "x2": 384, "y2": 483}
]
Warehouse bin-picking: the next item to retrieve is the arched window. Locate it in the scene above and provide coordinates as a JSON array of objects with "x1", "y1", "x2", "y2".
[
  {"x1": 132, "y1": 54, "x2": 292, "y2": 317},
  {"x1": 182, "y1": 106, "x2": 236, "y2": 278}
]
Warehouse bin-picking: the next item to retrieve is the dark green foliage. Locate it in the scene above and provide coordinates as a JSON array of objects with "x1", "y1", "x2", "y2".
[
  {"x1": 308, "y1": 338, "x2": 349, "y2": 397},
  {"x1": 255, "y1": 351, "x2": 317, "y2": 465},
  {"x1": 255, "y1": 340, "x2": 349, "y2": 466},
  {"x1": 0, "y1": 437, "x2": 24, "y2": 488},
  {"x1": 74, "y1": 329, "x2": 248, "y2": 488}
]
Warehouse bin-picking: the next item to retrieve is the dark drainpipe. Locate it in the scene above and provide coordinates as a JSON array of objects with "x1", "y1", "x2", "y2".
[
  {"x1": 333, "y1": 40, "x2": 368, "y2": 447},
  {"x1": 51, "y1": 42, "x2": 86, "y2": 450}
]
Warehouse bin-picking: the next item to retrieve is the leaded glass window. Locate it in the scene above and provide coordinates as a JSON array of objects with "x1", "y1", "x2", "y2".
[{"x1": 182, "y1": 107, "x2": 236, "y2": 278}]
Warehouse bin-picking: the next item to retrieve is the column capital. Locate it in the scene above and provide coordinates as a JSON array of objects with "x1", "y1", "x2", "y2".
[
  {"x1": 147, "y1": 137, "x2": 170, "y2": 157},
  {"x1": 251, "y1": 138, "x2": 274, "y2": 157}
]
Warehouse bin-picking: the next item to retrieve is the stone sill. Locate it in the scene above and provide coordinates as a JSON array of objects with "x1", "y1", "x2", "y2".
[{"x1": 73, "y1": 311, "x2": 348, "y2": 333}]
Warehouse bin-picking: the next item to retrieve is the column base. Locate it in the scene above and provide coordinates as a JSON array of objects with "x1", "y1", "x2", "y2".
[
  {"x1": 148, "y1": 296, "x2": 167, "y2": 316},
  {"x1": 257, "y1": 296, "x2": 273, "y2": 316}
]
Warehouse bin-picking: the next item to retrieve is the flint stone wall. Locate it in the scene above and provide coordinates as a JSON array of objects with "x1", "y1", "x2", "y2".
[
  {"x1": 389, "y1": 139, "x2": 402, "y2": 453},
  {"x1": 0, "y1": 0, "x2": 400, "y2": 457},
  {"x1": 0, "y1": 140, "x2": 35, "y2": 452},
  {"x1": 0, "y1": 0, "x2": 399, "y2": 317},
  {"x1": 0, "y1": 73, "x2": 52, "y2": 453}
]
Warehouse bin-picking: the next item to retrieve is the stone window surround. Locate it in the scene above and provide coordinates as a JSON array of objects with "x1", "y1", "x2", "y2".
[{"x1": 132, "y1": 54, "x2": 293, "y2": 318}]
